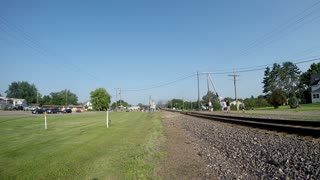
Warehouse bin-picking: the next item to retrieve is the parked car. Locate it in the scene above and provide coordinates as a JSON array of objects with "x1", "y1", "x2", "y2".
[
  {"x1": 31, "y1": 108, "x2": 45, "y2": 114},
  {"x1": 47, "y1": 108, "x2": 61, "y2": 114},
  {"x1": 13, "y1": 105, "x2": 24, "y2": 110},
  {"x1": 64, "y1": 108, "x2": 72, "y2": 113},
  {"x1": 24, "y1": 106, "x2": 32, "y2": 111}
]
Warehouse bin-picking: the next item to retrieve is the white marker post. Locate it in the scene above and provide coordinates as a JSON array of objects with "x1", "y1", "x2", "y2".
[
  {"x1": 106, "y1": 110, "x2": 109, "y2": 128},
  {"x1": 44, "y1": 112, "x2": 47, "y2": 130}
]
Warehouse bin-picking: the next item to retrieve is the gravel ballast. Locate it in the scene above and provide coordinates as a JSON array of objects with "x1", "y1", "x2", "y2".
[{"x1": 161, "y1": 111, "x2": 320, "y2": 179}]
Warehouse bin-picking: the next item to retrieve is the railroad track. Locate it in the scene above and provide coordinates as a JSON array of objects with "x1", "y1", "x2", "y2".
[{"x1": 163, "y1": 109, "x2": 320, "y2": 137}]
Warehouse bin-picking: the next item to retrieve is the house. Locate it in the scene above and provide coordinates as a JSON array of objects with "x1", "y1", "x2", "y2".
[
  {"x1": 230, "y1": 100, "x2": 244, "y2": 109},
  {"x1": 0, "y1": 97, "x2": 12, "y2": 110},
  {"x1": 0, "y1": 97, "x2": 26, "y2": 110},
  {"x1": 12, "y1": 98, "x2": 27, "y2": 107},
  {"x1": 127, "y1": 106, "x2": 140, "y2": 111},
  {"x1": 83, "y1": 100, "x2": 93, "y2": 110},
  {"x1": 311, "y1": 73, "x2": 320, "y2": 103}
]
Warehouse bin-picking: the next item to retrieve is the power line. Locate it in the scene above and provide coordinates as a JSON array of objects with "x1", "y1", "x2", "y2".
[
  {"x1": 238, "y1": 0, "x2": 320, "y2": 57},
  {"x1": 0, "y1": 15, "x2": 104, "y2": 85},
  {"x1": 201, "y1": 56, "x2": 320, "y2": 75},
  {"x1": 122, "y1": 73, "x2": 197, "y2": 92}
]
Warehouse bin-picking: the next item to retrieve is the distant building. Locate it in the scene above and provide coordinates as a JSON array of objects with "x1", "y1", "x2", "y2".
[
  {"x1": 230, "y1": 100, "x2": 244, "y2": 109},
  {"x1": 12, "y1": 98, "x2": 27, "y2": 107},
  {"x1": 83, "y1": 100, "x2": 93, "y2": 110},
  {"x1": 127, "y1": 106, "x2": 140, "y2": 111},
  {"x1": 0, "y1": 97, "x2": 27, "y2": 110},
  {"x1": 150, "y1": 100, "x2": 156, "y2": 112},
  {"x1": 311, "y1": 73, "x2": 320, "y2": 103}
]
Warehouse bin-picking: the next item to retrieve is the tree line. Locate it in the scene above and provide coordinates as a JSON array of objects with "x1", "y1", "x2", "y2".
[
  {"x1": 5, "y1": 82, "x2": 79, "y2": 106},
  {"x1": 4, "y1": 62, "x2": 320, "y2": 110},
  {"x1": 4, "y1": 82, "x2": 131, "y2": 110},
  {"x1": 166, "y1": 62, "x2": 320, "y2": 110},
  {"x1": 263, "y1": 62, "x2": 320, "y2": 108}
]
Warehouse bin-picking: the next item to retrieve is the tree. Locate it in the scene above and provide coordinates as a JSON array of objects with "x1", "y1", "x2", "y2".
[
  {"x1": 262, "y1": 67, "x2": 272, "y2": 94},
  {"x1": 6, "y1": 81, "x2": 38, "y2": 104},
  {"x1": 288, "y1": 95, "x2": 299, "y2": 109},
  {"x1": 50, "y1": 89, "x2": 78, "y2": 105},
  {"x1": 40, "y1": 95, "x2": 52, "y2": 105},
  {"x1": 202, "y1": 91, "x2": 218, "y2": 103},
  {"x1": 111, "y1": 102, "x2": 117, "y2": 110},
  {"x1": 263, "y1": 64, "x2": 281, "y2": 95},
  {"x1": 279, "y1": 62, "x2": 301, "y2": 96},
  {"x1": 262, "y1": 62, "x2": 301, "y2": 98},
  {"x1": 116, "y1": 100, "x2": 129, "y2": 107},
  {"x1": 298, "y1": 62, "x2": 320, "y2": 103},
  {"x1": 243, "y1": 96, "x2": 256, "y2": 110},
  {"x1": 167, "y1": 99, "x2": 183, "y2": 109},
  {"x1": 255, "y1": 95, "x2": 270, "y2": 107},
  {"x1": 201, "y1": 91, "x2": 222, "y2": 110},
  {"x1": 243, "y1": 95, "x2": 270, "y2": 110},
  {"x1": 90, "y1": 88, "x2": 111, "y2": 110},
  {"x1": 269, "y1": 89, "x2": 287, "y2": 109}
]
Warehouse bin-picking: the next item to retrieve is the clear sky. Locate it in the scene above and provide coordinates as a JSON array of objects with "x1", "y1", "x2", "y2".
[{"x1": 1, "y1": 0, "x2": 320, "y2": 105}]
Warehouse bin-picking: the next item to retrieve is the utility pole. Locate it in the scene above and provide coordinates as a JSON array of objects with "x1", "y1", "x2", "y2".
[
  {"x1": 65, "y1": 89, "x2": 68, "y2": 106},
  {"x1": 206, "y1": 73, "x2": 211, "y2": 111},
  {"x1": 182, "y1": 97, "x2": 184, "y2": 111},
  {"x1": 229, "y1": 71, "x2": 240, "y2": 111},
  {"x1": 197, "y1": 71, "x2": 200, "y2": 111},
  {"x1": 114, "y1": 88, "x2": 119, "y2": 111},
  {"x1": 149, "y1": 95, "x2": 151, "y2": 112},
  {"x1": 36, "y1": 91, "x2": 39, "y2": 105},
  {"x1": 119, "y1": 88, "x2": 122, "y2": 107}
]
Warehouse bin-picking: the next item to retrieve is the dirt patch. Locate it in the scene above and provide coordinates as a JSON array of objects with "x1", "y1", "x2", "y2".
[{"x1": 156, "y1": 111, "x2": 215, "y2": 179}]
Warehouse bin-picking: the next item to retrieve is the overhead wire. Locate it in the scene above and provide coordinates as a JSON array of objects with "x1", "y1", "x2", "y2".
[
  {"x1": 1, "y1": 4, "x2": 320, "y2": 95},
  {"x1": 122, "y1": 73, "x2": 197, "y2": 92},
  {"x1": 0, "y1": 15, "x2": 104, "y2": 85},
  {"x1": 200, "y1": 56, "x2": 320, "y2": 75},
  {"x1": 238, "y1": 0, "x2": 320, "y2": 57}
]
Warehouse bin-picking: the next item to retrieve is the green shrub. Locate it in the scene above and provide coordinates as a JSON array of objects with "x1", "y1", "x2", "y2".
[
  {"x1": 288, "y1": 96, "x2": 299, "y2": 109},
  {"x1": 269, "y1": 89, "x2": 287, "y2": 109}
]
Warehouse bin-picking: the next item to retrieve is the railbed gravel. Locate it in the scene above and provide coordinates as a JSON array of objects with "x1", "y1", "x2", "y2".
[{"x1": 170, "y1": 112, "x2": 320, "y2": 179}]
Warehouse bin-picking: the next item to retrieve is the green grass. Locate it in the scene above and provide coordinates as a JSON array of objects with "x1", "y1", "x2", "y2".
[
  {"x1": 0, "y1": 112, "x2": 163, "y2": 179},
  {"x1": 255, "y1": 103, "x2": 320, "y2": 111}
]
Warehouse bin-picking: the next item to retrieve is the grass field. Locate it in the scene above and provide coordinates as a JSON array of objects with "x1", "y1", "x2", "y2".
[
  {"x1": 0, "y1": 112, "x2": 163, "y2": 179},
  {"x1": 255, "y1": 103, "x2": 320, "y2": 111}
]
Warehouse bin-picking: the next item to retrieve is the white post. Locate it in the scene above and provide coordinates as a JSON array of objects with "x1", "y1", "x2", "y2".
[
  {"x1": 44, "y1": 112, "x2": 47, "y2": 129},
  {"x1": 106, "y1": 110, "x2": 109, "y2": 128}
]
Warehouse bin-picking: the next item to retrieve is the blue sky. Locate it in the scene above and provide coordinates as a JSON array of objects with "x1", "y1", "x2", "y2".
[{"x1": 1, "y1": 0, "x2": 320, "y2": 105}]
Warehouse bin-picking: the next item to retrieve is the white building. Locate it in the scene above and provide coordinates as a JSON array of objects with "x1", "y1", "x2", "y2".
[
  {"x1": 128, "y1": 106, "x2": 140, "y2": 111},
  {"x1": 0, "y1": 97, "x2": 27, "y2": 109},
  {"x1": 12, "y1": 98, "x2": 27, "y2": 107},
  {"x1": 311, "y1": 73, "x2": 320, "y2": 103},
  {"x1": 83, "y1": 100, "x2": 93, "y2": 110},
  {"x1": 150, "y1": 100, "x2": 156, "y2": 112},
  {"x1": 230, "y1": 100, "x2": 244, "y2": 109}
]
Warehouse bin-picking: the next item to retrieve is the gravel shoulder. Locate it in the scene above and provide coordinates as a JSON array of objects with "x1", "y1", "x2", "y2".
[
  {"x1": 157, "y1": 111, "x2": 214, "y2": 179},
  {"x1": 158, "y1": 111, "x2": 320, "y2": 179}
]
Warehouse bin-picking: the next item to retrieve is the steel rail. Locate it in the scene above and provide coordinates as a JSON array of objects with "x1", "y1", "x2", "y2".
[{"x1": 163, "y1": 109, "x2": 320, "y2": 137}]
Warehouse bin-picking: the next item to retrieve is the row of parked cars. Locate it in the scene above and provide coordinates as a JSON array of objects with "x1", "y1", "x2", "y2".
[{"x1": 31, "y1": 107, "x2": 72, "y2": 114}]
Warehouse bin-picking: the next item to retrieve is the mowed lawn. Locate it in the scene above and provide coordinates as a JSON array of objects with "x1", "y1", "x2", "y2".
[
  {"x1": 0, "y1": 111, "x2": 163, "y2": 179},
  {"x1": 255, "y1": 102, "x2": 320, "y2": 111}
]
